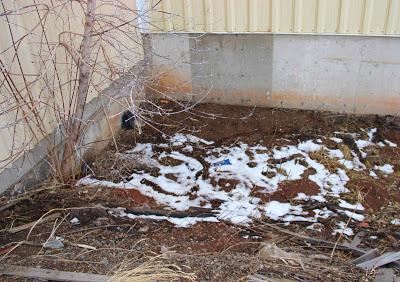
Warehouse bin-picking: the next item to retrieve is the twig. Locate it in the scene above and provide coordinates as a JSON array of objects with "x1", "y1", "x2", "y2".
[
  {"x1": 8, "y1": 213, "x2": 61, "y2": 234},
  {"x1": 123, "y1": 207, "x2": 216, "y2": 218},
  {"x1": 258, "y1": 223, "x2": 367, "y2": 256}
]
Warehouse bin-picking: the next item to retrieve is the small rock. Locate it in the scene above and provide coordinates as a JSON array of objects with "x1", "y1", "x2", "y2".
[
  {"x1": 160, "y1": 245, "x2": 168, "y2": 254},
  {"x1": 43, "y1": 237, "x2": 64, "y2": 249},
  {"x1": 94, "y1": 217, "x2": 111, "y2": 227},
  {"x1": 70, "y1": 217, "x2": 80, "y2": 225},
  {"x1": 139, "y1": 225, "x2": 149, "y2": 233},
  {"x1": 100, "y1": 257, "x2": 109, "y2": 267}
]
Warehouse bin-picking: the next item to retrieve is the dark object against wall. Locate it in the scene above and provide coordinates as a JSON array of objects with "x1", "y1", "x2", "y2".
[{"x1": 121, "y1": 110, "x2": 135, "y2": 129}]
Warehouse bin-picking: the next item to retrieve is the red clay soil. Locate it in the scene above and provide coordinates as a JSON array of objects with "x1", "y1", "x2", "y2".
[
  {"x1": 347, "y1": 179, "x2": 400, "y2": 211},
  {"x1": 113, "y1": 188, "x2": 157, "y2": 206},
  {"x1": 271, "y1": 179, "x2": 321, "y2": 201},
  {"x1": 115, "y1": 103, "x2": 378, "y2": 149},
  {"x1": 380, "y1": 128, "x2": 400, "y2": 145},
  {"x1": 251, "y1": 179, "x2": 320, "y2": 204},
  {"x1": 210, "y1": 177, "x2": 241, "y2": 192}
]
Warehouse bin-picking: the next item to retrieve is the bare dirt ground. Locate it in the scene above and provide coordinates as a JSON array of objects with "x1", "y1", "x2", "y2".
[{"x1": 1, "y1": 103, "x2": 400, "y2": 281}]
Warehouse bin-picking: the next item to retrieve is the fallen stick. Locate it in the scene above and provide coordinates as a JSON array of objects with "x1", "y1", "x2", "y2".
[
  {"x1": 0, "y1": 264, "x2": 109, "y2": 282},
  {"x1": 356, "y1": 252, "x2": 400, "y2": 270},
  {"x1": 97, "y1": 204, "x2": 217, "y2": 218},
  {"x1": 124, "y1": 207, "x2": 216, "y2": 218},
  {"x1": 0, "y1": 200, "x2": 23, "y2": 213},
  {"x1": 259, "y1": 223, "x2": 367, "y2": 256},
  {"x1": 8, "y1": 213, "x2": 61, "y2": 234},
  {"x1": 69, "y1": 242, "x2": 97, "y2": 250}
]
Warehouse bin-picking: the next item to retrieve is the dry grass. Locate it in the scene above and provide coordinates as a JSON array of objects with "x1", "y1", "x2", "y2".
[
  {"x1": 338, "y1": 144, "x2": 353, "y2": 161},
  {"x1": 110, "y1": 255, "x2": 196, "y2": 282},
  {"x1": 341, "y1": 170, "x2": 372, "y2": 204},
  {"x1": 309, "y1": 149, "x2": 342, "y2": 173},
  {"x1": 90, "y1": 151, "x2": 159, "y2": 182}
]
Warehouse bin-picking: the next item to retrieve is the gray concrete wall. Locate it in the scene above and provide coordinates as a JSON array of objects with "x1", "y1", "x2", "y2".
[{"x1": 144, "y1": 33, "x2": 400, "y2": 115}]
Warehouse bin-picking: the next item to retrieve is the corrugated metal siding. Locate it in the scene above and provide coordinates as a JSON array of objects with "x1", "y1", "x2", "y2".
[{"x1": 147, "y1": 0, "x2": 400, "y2": 35}]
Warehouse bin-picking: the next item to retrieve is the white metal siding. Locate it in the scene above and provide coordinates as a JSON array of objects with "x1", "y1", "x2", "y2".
[{"x1": 147, "y1": 0, "x2": 400, "y2": 35}]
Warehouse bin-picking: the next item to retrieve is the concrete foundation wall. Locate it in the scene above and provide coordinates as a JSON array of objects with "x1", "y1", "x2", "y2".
[{"x1": 144, "y1": 33, "x2": 400, "y2": 115}]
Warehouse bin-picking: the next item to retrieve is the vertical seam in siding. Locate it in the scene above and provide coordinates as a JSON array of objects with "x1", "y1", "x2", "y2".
[
  {"x1": 360, "y1": 0, "x2": 367, "y2": 34},
  {"x1": 272, "y1": 0, "x2": 279, "y2": 32},
  {"x1": 249, "y1": 0, "x2": 257, "y2": 31},
  {"x1": 204, "y1": 0, "x2": 213, "y2": 32},
  {"x1": 226, "y1": 0, "x2": 235, "y2": 32},
  {"x1": 384, "y1": 0, "x2": 392, "y2": 34},
  {"x1": 294, "y1": 0, "x2": 302, "y2": 32},
  {"x1": 163, "y1": 0, "x2": 173, "y2": 31},
  {"x1": 386, "y1": 0, "x2": 397, "y2": 34},
  {"x1": 337, "y1": 0, "x2": 342, "y2": 33},
  {"x1": 291, "y1": 0, "x2": 295, "y2": 32},
  {"x1": 269, "y1": 0, "x2": 273, "y2": 32},
  {"x1": 183, "y1": 0, "x2": 194, "y2": 32},
  {"x1": 314, "y1": 0, "x2": 319, "y2": 33}
]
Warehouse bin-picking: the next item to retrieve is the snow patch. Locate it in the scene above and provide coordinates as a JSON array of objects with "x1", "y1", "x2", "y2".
[
  {"x1": 333, "y1": 222, "x2": 354, "y2": 236},
  {"x1": 374, "y1": 164, "x2": 394, "y2": 174},
  {"x1": 338, "y1": 199, "x2": 364, "y2": 211}
]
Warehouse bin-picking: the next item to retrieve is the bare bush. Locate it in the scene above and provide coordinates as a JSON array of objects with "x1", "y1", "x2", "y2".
[
  {"x1": 0, "y1": 0, "x2": 214, "y2": 185},
  {"x1": 0, "y1": 0, "x2": 149, "y2": 182}
]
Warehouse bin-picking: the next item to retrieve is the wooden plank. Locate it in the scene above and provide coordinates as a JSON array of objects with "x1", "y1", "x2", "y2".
[
  {"x1": 356, "y1": 252, "x2": 400, "y2": 270},
  {"x1": 352, "y1": 248, "x2": 380, "y2": 265},
  {"x1": 0, "y1": 264, "x2": 110, "y2": 282}
]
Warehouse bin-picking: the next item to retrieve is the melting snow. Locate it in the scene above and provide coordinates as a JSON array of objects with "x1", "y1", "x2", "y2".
[
  {"x1": 369, "y1": 170, "x2": 378, "y2": 179},
  {"x1": 330, "y1": 137, "x2": 343, "y2": 143},
  {"x1": 70, "y1": 217, "x2": 80, "y2": 225},
  {"x1": 338, "y1": 199, "x2": 364, "y2": 211},
  {"x1": 77, "y1": 129, "x2": 397, "y2": 233},
  {"x1": 374, "y1": 164, "x2": 394, "y2": 174},
  {"x1": 333, "y1": 222, "x2": 354, "y2": 236},
  {"x1": 385, "y1": 140, "x2": 397, "y2": 147},
  {"x1": 391, "y1": 219, "x2": 400, "y2": 225},
  {"x1": 338, "y1": 210, "x2": 365, "y2": 221},
  {"x1": 265, "y1": 201, "x2": 296, "y2": 220},
  {"x1": 109, "y1": 208, "x2": 219, "y2": 228}
]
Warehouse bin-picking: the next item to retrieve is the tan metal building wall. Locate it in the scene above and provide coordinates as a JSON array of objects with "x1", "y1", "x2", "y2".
[{"x1": 148, "y1": 0, "x2": 400, "y2": 35}]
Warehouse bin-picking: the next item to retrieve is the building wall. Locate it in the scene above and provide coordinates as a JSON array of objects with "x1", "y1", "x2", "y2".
[
  {"x1": 0, "y1": 0, "x2": 143, "y2": 193},
  {"x1": 147, "y1": 0, "x2": 400, "y2": 36},
  {"x1": 145, "y1": 33, "x2": 400, "y2": 115},
  {"x1": 143, "y1": 0, "x2": 400, "y2": 115}
]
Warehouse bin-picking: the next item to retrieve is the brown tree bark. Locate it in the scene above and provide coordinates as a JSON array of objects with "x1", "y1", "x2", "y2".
[{"x1": 60, "y1": 0, "x2": 97, "y2": 181}]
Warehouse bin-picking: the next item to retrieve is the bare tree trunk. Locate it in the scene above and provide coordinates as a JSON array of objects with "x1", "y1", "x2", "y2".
[{"x1": 61, "y1": 0, "x2": 97, "y2": 181}]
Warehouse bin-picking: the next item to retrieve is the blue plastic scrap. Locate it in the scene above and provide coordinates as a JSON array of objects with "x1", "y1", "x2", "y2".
[{"x1": 213, "y1": 159, "x2": 232, "y2": 167}]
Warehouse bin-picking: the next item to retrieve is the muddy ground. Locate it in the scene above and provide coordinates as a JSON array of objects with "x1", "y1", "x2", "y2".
[{"x1": 1, "y1": 103, "x2": 400, "y2": 281}]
